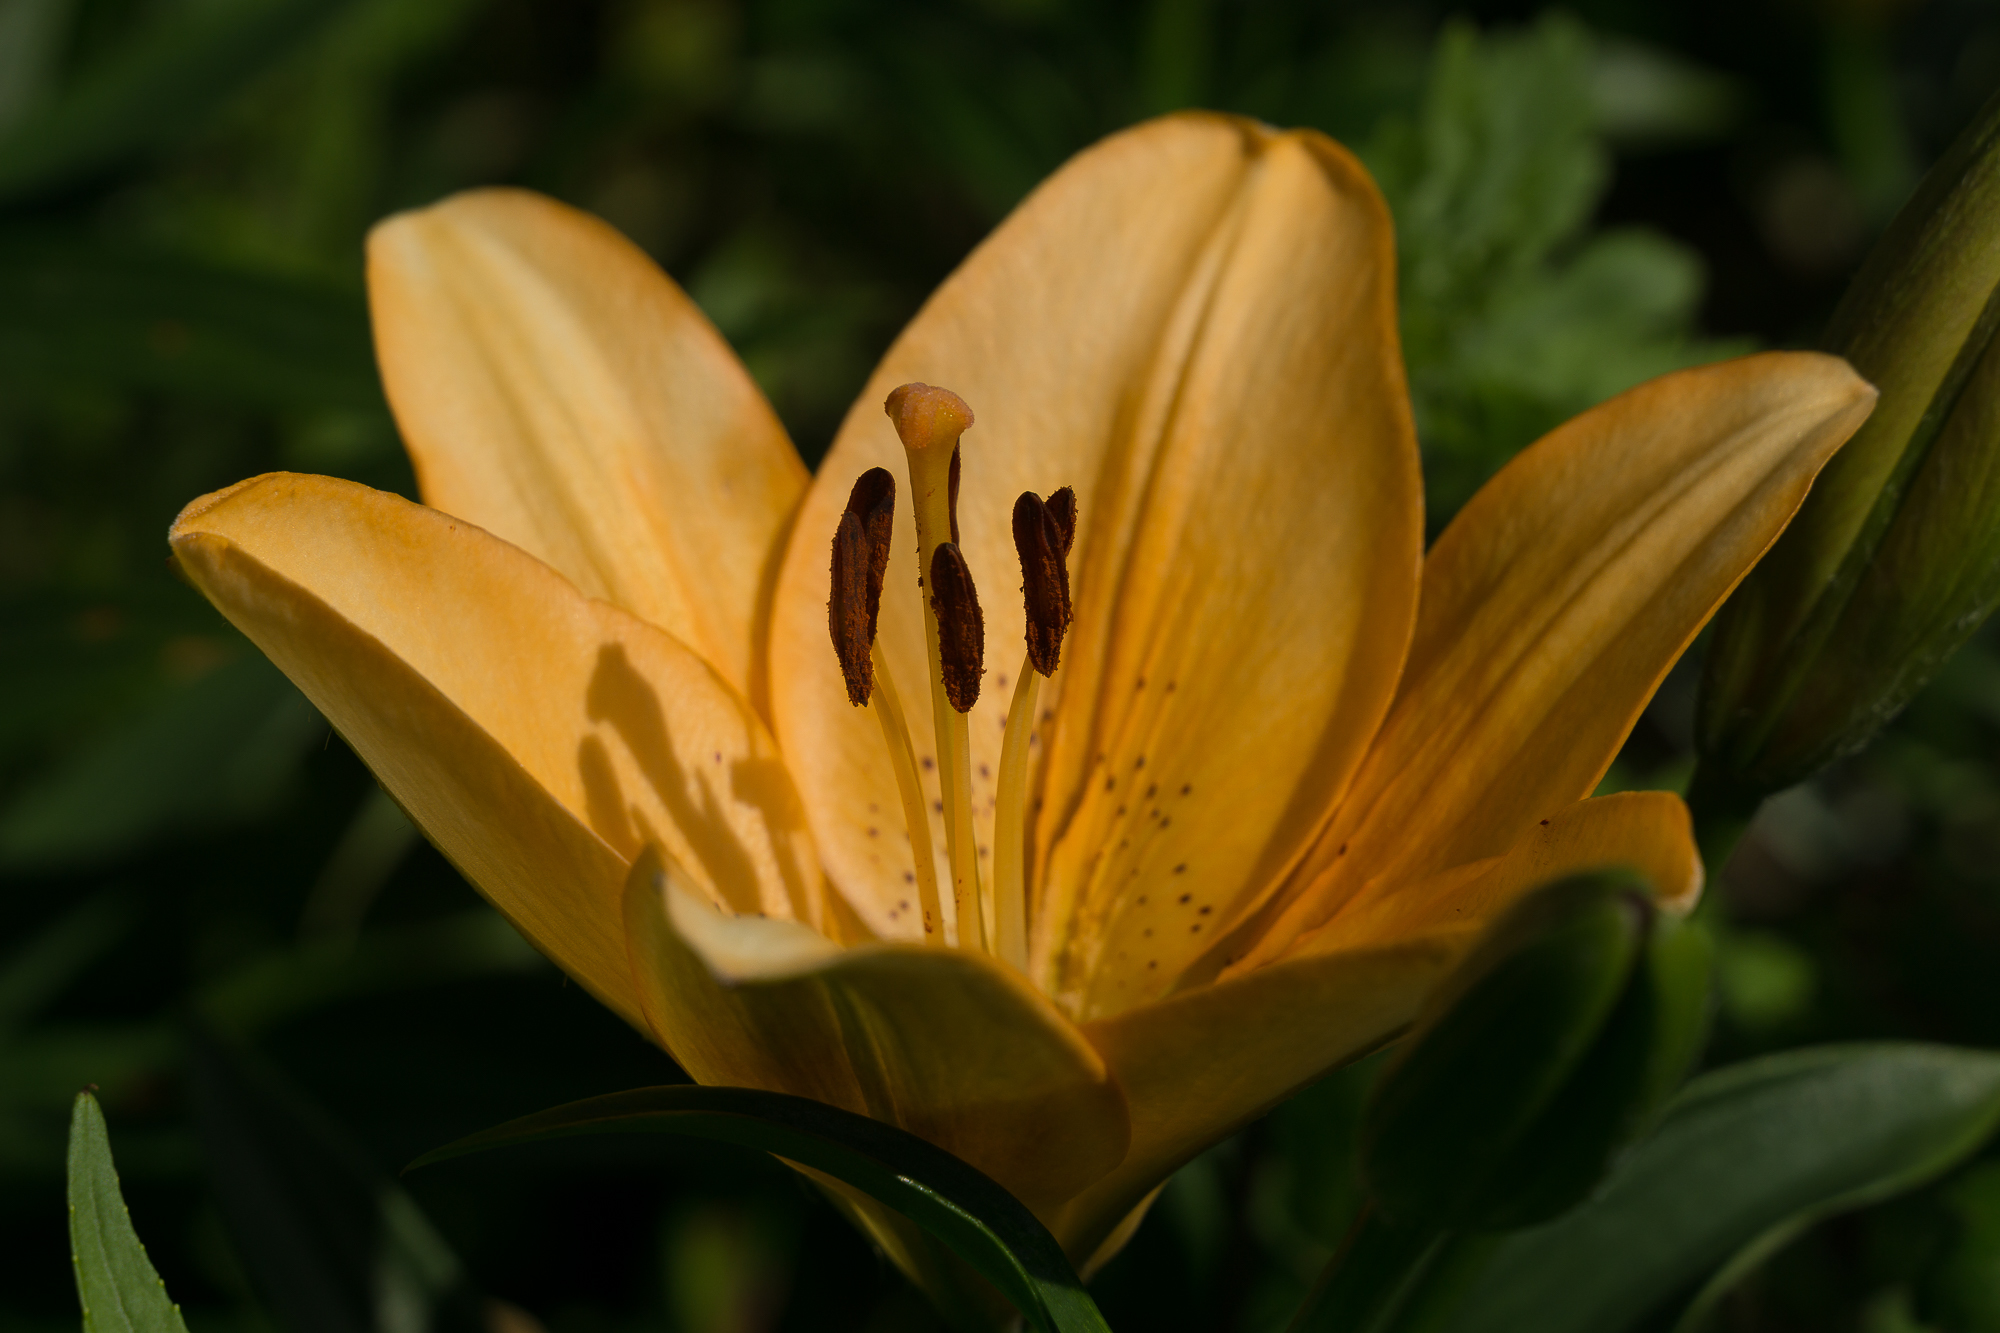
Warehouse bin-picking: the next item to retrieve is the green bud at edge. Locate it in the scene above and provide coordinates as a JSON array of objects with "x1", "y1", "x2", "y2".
[{"x1": 1697, "y1": 86, "x2": 2000, "y2": 803}]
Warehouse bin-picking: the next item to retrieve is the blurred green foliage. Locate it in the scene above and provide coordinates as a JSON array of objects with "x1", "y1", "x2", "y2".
[{"x1": 3, "y1": 0, "x2": 2000, "y2": 1331}]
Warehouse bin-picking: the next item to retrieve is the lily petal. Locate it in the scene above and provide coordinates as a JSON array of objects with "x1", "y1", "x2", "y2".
[
  {"x1": 623, "y1": 849, "x2": 1130, "y2": 1222},
  {"x1": 767, "y1": 114, "x2": 1422, "y2": 1000},
  {"x1": 1064, "y1": 925, "x2": 1469, "y2": 1260},
  {"x1": 368, "y1": 188, "x2": 808, "y2": 706},
  {"x1": 1293, "y1": 789, "x2": 1702, "y2": 958},
  {"x1": 170, "y1": 474, "x2": 824, "y2": 1019},
  {"x1": 1249, "y1": 352, "x2": 1873, "y2": 956}
]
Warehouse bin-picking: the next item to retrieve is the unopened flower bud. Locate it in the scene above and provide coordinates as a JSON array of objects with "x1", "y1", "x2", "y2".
[
  {"x1": 1697, "y1": 88, "x2": 2000, "y2": 802},
  {"x1": 1359, "y1": 871, "x2": 1712, "y2": 1231}
]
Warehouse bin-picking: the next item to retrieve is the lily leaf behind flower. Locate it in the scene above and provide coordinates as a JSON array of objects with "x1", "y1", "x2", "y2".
[{"x1": 165, "y1": 112, "x2": 1874, "y2": 1287}]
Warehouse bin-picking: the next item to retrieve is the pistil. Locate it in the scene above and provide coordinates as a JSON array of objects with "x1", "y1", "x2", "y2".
[{"x1": 885, "y1": 384, "x2": 986, "y2": 949}]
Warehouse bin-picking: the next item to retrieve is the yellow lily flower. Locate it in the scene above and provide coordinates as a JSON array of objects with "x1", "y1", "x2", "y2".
[{"x1": 167, "y1": 113, "x2": 1873, "y2": 1283}]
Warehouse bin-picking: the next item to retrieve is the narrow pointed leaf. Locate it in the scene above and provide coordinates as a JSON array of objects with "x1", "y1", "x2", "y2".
[
  {"x1": 1438, "y1": 1043, "x2": 2000, "y2": 1333},
  {"x1": 67, "y1": 1091, "x2": 190, "y2": 1333},
  {"x1": 408, "y1": 1084, "x2": 1113, "y2": 1333}
]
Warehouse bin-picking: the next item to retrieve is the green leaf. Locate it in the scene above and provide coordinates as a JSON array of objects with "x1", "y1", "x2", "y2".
[
  {"x1": 186, "y1": 1027, "x2": 484, "y2": 1333},
  {"x1": 1439, "y1": 1044, "x2": 2000, "y2": 1333},
  {"x1": 67, "y1": 1091, "x2": 190, "y2": 1333},
  {"x1": 1370, "y1": 14, "x2": 1743, "y2": 523},
  {"x1": 0, "y1": 0, "x2": 355, "y2": 204},
  {"x1": 0, "y1": 235, "x2": 384, "y2": 410},
  {"x1": 408, "y1": 1083, "x2": 1113, "y2": 1333}
]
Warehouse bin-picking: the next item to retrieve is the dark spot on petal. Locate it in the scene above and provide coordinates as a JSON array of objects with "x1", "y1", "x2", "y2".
[
  {"x1": 903, "y1": 872, "x2": 916, "y2": 883},
  {"x1": 1178, "y1": 893, "x2": 1191, "y2": 905},
  {"x1": 1174, "y1": 863, "x2": 1187, "y2": 874},
  {"x1": 933, "y1": 800, "x2": 945, "y2": 813},
  {"x1": 1160, "y1": 816, "x2": 1171, "y2": 828},
  {"x1": 921, "y1": 755, "x2": 936, "y2": 771},
  {"x1": 1180, "y1": 784, "x2": 1192, "y2": 796},
  {"x1": 979, "y1": 764, "x2": 991, "y2": 778},
  {"x1": 1105, "y1": 776, "x2": 1116, "y2": 791},
  {"x1": 1199, "y1": 905, "x2": 1212, "y2": 915},
  {"x1": 1147, "y1": 960, "x2": 1158, "y2": 969},
  {"x1": 867, "y1": 827, "x2": 879, "y2": 837},
  {"x1": 1190, "y1": 923, "x2": 1202, "y2": 933}
]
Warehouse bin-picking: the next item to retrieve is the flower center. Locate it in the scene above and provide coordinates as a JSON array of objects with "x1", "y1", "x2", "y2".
[{"x1": 828, "y1": 383, "x2": 1074, "y2": 967}]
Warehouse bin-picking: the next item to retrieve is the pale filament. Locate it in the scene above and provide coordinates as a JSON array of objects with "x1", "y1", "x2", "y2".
[
  {"x1": 992, "y1": 653, "x2": 1040, "y2": 971},
  {"x1": 868, "y1": 646, "x2": 943, "y2": 941}
]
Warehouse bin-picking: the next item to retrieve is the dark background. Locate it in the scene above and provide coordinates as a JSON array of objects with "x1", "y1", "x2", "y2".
[{"x1": 3, "y1": 1, "x2": 1998, "y2": 1330}]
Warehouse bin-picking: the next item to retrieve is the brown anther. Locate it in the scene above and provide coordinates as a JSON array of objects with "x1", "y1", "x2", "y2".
[
  {"x1": 948, "y1": 444, "x2": 962, "y2": 545},
  {"x1": 884, "y1": 383, "x2": 974, "y2": 452},
  {"x1": 928, "y1": 542, "x2": 984, "y2": 712},
  {"x1": 1045, "y1": 485, "x2": 1077, "y2": 559},
  {"x1": 828, "y1": 468, "x2": 896, "y2": 706},
  {"x1": 846, "y1": 467, "x2": 896, "y2": 608},
  {"x1": 1012, "y1": 490, "x2": 1072, "y2": 676}
]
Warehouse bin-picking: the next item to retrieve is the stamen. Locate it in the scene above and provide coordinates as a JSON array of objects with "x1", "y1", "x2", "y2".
[
  {"x1": 1046, "y1": 485, "x2": 1077, "y2": 557},
  {"x1": 949, "y1": 445, "x2": 963, "y2": 545},
  {"x1": 885, "y1": 382, "x2": 985, "y2": 950},
  {"x1": 928, "y1": 542, "x2": 984, "y2": 712},
  {"x1": 827, "y1": 468, "x2": 895, "y2": 705},
  {"x1": 1012, "y1": 490, "x2": 1072, "y2": 677},
  {"x1": 994, "y1": 488, "x2": 1078, "y2": 974},
  {"x1": 825, "y1": 468, "x2": 942, "y2": 942}
]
